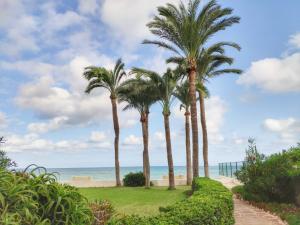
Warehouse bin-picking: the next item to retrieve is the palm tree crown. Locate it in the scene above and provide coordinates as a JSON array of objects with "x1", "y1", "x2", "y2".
[
  {"x1": 144, "y1": 0, "x2": 240, "y2": 66},
  {"x1": 84, "y1": 58, "x2": 126, "y2": 98},
  {"x1": 131, "y1": 68, "x2": 180, "y2": 115}
]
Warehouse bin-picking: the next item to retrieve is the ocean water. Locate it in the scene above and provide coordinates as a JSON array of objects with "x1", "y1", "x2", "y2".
[{"x1": 46, "y1": 166, "x2": 220, "y2": 182}]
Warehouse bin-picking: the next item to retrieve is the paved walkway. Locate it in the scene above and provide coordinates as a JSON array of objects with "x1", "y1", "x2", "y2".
[
  {"x1": 216, "y1": 176, "x2": 286, "y2": 225},
  {"x1": 234, "y1": 196, "x2": 286, "y2": 225}
]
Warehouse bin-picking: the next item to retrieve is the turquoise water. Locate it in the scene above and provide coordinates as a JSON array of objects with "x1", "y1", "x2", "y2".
[{"x1": 46, "y1": 166, "x2": 220, "y2": 181}]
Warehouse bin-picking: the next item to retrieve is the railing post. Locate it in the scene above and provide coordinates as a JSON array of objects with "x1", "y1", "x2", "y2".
[
  {"x1": 221, "y1": 163, "x2": 224, "y2": 176},
  {"x1": 230, "y1": 162, "x2": 232, "y2": 177},
  {"x1": 225, "y1": 163, "x2": 228, "y2": 176}
]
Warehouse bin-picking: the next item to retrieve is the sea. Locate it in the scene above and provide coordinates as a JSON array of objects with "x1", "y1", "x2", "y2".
[{"x1": 45, "y1": 166, "x2": 220, "y2": 182}]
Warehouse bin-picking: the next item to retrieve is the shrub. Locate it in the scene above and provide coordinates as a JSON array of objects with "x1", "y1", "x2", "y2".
[
  {"x1": 0, "y1": 166, "x2": 94, "y2": 225},
  {"x1": 0, "y1": 137, "x2": 16, "y2": 170},
  {"x1": 123, "y1": 172, "x2": 145, "y2": 187},
  {"x1": 90, "y1": 200, "x2": 114, "y2": 225},
  {"x1": 236, "y1": 140, "x2": 300, "y2": 205},
  {"x1": 107, "y1": 178, "x2": 234, "y2": 225}
]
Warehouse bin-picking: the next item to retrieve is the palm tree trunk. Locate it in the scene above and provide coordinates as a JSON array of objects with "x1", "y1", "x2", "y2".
[
  {"x1": 199, "y1": 90, "x2": 209, "y2": 177},
  {"x1": 163, "y1": 113, "x2": 175, "y2": 189},
  {"x1": 185, "y1": 110, "x2": 192, "y2": 185},
  {"x1": 141, "y1": 112, "x2": 150, "y2": 188},
  {"x1": 188, "y1": 64, "x2": 199, "y2": 178},
  {"x1": 111, "y1": 97, "x2": 121, "y2": 186}
]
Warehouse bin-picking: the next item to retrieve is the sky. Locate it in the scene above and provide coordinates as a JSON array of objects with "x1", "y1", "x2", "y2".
[{"x1": 0, "y1": 0, "x2": 299, "y2": 168}]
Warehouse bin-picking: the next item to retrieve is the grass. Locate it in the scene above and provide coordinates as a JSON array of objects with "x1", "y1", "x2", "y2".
[{"x1": 79, "y1": 186, "x2": 190, "y2": 216}]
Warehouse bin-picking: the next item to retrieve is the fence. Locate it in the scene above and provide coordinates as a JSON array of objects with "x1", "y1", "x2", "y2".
[{"x1": 218, "y1": 161, "x2": 244, "y2": 177}]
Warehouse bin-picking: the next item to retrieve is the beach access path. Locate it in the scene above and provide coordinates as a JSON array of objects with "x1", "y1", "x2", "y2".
[{"x1": 217, "y1": 176, "x2": 287, "y2": 225}]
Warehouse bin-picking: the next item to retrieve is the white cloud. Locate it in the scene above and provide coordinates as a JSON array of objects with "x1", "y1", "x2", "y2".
[
  {"x1": 4, "y1": 132, "x2": 112, "y2": 153},
  {"x1": 237, "y1": 53, "x2": 300, "y2": 92},
  {"x1": 27, "y1": 116, "x2": 69, "y2": 134},
  {"x1": 100, "y1": 0, "x2": 178, "y2": 47},
  {"x1": 123, "y1": 135, "x2": 142, "y2": 145},
  {"x1": 205, "y1": 96, "x2": 227, "y2": 143},
  {"x1": 154, "y1": 131, "x2": 165, "y2": 142},
  {"x1": 173, "y1": 96, "x2": 227, "y2": 144},
  {"x1": 238, "y1": 32, "x2": 300, "y2": 93},
  {"x1": 0, "y1": 0, "x2": 24, "y2": 28},
  {"x1": 0, "y1": 60, "x2": 56, "y2": 77},
  {"x1": 0, "y1": 112, "x2": 7, "y2": 128},
  {"x1": 41, "y1": 5, "x2": 85, "y2": 33},
  {"x1": 78, "y1": 0, "x2": 99, "y2": 15},
  {"x1": 90, "y1": 131, "x2": 107, "y2": 142},
  {"x1": 263, "y1": 117, "x2": 300, "y2": 143},
  {"x1": 15, "y1": 76, "x2": 112, "y2": 125},
  {"x1": 289, "y1": 32, "x2": 300, "y2": 49}
]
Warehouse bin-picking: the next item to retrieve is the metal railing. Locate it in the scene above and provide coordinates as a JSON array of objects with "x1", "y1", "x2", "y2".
[{"x1": 218, "y1": 161, "x2": 245, "y2": 178}]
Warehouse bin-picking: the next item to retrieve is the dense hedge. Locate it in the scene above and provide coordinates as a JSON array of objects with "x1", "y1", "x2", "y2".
[
  {"x1": 123, "y1": 172, "x2": 145, "y2": 187},
  {"x1": 0, "y1": 167, "x2": 93, "y2": 225},
  {"x1": 108, "y1": 178, "x2": 234, "y2": 225},
  {"x1": 236, "y1": 142, "x2": 300, "y2": 205}
]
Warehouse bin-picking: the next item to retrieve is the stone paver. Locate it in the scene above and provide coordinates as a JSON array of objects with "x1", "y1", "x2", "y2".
[
  {"x1": 234, "y1": 196, "x2": 286, "y2": 225},
  {"x1": 216, "y1": 176, "x2": 286, "y2": 225}
]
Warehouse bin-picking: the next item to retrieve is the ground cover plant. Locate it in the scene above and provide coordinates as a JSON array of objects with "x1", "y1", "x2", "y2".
[{"x1": 80, "y1": 186, "x2": 190, "y2": 216}]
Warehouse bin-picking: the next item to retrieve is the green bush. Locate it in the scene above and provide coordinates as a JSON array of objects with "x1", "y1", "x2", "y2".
[
  {"x1": 123, "y1": 172, "x2": 145, "y2": 187},
  {"x1": 0, "y1": 166, "x2": 94, "y2": 225},
  {"x1": 108, "y1": 178, "x2": 234, "y2": 225},
  {"x1": 236, "y1": 140, "x2": 300, "y2": 205}
]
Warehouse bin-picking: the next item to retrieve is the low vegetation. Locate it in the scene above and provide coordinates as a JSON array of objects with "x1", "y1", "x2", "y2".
[
  {"x1": 106, "y1": 178, "x2": 234, "y2": 225},
  {"x1": 123, "y1": 172, "x2": 146, "y2": 187},
  {"x1": 79, "y1": 186, "x2": 190, "y2": 216},
  {"x1": 0, "y1": 166, "x2": 94, "y2": 225},
  {"x1": 234, "y1": 140, "x2": 300, "y2": 225}
]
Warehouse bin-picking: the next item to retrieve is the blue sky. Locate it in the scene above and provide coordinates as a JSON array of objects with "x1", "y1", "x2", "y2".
[{"x1": 0, "y1": 0, "x2": 299, "y2": 168}]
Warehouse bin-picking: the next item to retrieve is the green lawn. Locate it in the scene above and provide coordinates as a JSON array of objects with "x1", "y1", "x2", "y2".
[{"x1": 79, "y1": 186, "x2": 190, "y2": 216}]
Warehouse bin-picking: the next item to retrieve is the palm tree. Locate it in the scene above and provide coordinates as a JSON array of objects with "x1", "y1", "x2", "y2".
[
  {"x1": 131, "y1": 68, "x2": 180, "y2": 189},
  {"x1": 173, "y1": 82, "x2": 192, "y2": 185},
  {"x1": 196, "y1": 43, "x2": 242, "y2": 177},
  {"x1": 144, "y1": 0, "x2": 240, "y2": 178},
  {"x1": 118, "y1": 79, "x2": 158, "y2": 188},
  {"x1": 83, "y1": 59, "x2": 126, "y2": 186}
]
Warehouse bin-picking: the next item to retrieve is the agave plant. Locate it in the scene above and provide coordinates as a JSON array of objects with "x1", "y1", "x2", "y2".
[{"x1": 0, "y1": 166, "x2": 93, "y2": 225}]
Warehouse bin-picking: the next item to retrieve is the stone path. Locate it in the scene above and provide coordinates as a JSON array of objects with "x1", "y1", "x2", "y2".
[
  {"x1": 216, "y1": 176, "x2": 286, "y2": 225},
  {"x1": 234, "y1": 196, "x2": 286, "y2": 225}
]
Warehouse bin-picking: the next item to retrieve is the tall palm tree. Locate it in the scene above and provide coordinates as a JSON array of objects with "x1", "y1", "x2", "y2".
[
  {"x1": 131, "y1": 68, "x2": 180, "y2": 190},
  {"x1": 118, "y1": 79, "x2": 158, "y2": 188},
  {"x1": 196, "y1": 43, "x2": 242, "y2": 177},
  {"x1": 173, "y1": 82, "x2": 192, "y2": 185},
  {"x1": 83, "y1": 59, "x2": 126, "y2": 186},
  {"x1": 144, "y1": 0, "x2": 240, "y2": 178}
]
